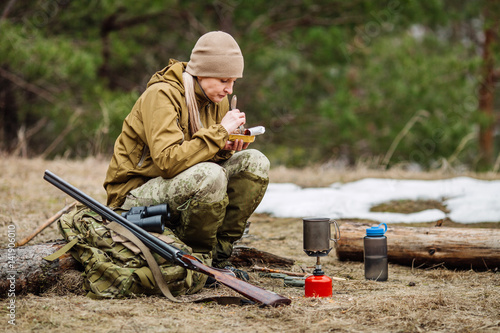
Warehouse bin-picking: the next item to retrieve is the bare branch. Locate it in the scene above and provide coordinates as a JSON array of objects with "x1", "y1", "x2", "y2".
[
  {"x1": 39, "y1": 108, "x2": 84, "y2": 159},
  {"x1": 0, "y1": 67, "x2": 57, "y2": 105},
  {"x1": 12, "y1": 117, "x2": 48, "y2": 158},
  {"x1": 1, "y1": 0, "x2": 17, "y2": 21}
]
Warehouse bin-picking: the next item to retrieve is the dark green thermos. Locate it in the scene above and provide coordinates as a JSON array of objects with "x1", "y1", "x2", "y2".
[{"x1": 364, "y1": 223, "x2": 388, "y2": 281}]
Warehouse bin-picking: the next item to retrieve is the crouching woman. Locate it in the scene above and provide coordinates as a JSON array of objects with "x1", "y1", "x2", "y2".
[{"x1": 104, "y1": 31, "x2": 269, "y2": 284}]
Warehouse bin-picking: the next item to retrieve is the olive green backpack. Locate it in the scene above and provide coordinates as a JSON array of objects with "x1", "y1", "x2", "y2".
[{"x1": 47, "y1": 204, "x2": 209, "y2": 299}]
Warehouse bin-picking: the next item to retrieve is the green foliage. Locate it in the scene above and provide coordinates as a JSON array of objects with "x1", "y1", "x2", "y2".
[
  {"x1": 348, "y1": 33, "x2": 481, "y2": 167},
  {"x1": 0, "y1": 0, "x2": 496, "y2": 170},
  {"x1": 0, "y1": 17, "x2": 133, "y2": 156}
]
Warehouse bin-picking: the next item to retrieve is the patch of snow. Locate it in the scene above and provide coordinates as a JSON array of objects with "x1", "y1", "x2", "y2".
[{"x1": 255, "y1": 177, "x2": 500, "y2": 223}]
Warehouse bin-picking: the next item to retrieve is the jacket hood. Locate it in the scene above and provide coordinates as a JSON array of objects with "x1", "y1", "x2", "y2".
[
  {"x1": 147, "y1": 59, "x2": 186, "y2": 93},
  {"x1": 146, "y1": 59, "x2": 214, "y2": 108}
]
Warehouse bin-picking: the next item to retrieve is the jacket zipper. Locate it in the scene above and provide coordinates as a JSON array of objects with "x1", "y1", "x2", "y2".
[
  {"x1": 137, "y1": 145, "x2": 149, "y2": 167},
  {"x1": 177, "y1": 119, "x2": 185, "y2": 143}
]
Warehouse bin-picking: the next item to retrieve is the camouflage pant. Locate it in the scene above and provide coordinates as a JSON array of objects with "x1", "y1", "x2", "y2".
[{"x1": 122, "y1": 149, "x2": 270, "y2": 263}]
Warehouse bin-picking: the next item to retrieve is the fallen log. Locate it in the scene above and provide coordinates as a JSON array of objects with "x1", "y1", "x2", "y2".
[
  {"x1": 0, "y1": 242, "x2": 294, "y2": 297},
  {"x1": 0, "y1": 241, "x2": 81, "y2": 297},
  {"x1": 230, "y1": 246, "x2": 295, "y2": 267},
  {"x1": 335, "y1": 222, "x2": 500, "y2": 270}
]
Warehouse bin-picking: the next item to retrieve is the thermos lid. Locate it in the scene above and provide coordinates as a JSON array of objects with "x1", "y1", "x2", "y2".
[{"x1": 366, "y1": 223, "x2": 387, "y2": 236}]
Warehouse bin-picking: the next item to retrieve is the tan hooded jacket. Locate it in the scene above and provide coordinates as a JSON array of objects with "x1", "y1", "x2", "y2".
[{"x1": 104, "y1": 59, "x2": 233, "y2": 207}]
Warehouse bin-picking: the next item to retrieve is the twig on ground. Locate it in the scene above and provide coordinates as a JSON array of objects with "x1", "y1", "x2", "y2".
[{"x1": 15, "y1": 201, "x2": 77, "y2": 247}]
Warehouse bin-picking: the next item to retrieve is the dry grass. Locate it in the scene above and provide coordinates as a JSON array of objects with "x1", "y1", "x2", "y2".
[
  {"x1": 1, "y1": 155, "x2": 499, "y2": 332},
  {"x1": 370, "y1": 199, "x2": 450, "y2": 214}
]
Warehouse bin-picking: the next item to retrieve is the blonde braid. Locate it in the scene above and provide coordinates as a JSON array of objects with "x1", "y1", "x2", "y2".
[{"x1": 182, "y1": 71, "x2": 201, "y2": 135}]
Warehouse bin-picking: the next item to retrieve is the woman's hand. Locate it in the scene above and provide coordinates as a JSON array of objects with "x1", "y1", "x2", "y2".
[
  {"x1": 223, "y1": 139, "x2": 250, "y2": 151},
  {"x1": 220, "y1": 108, "x2": 249, "y2": 151},
  {"x1": 221, "y1": 109, "x2": 245, "y2": 134}
]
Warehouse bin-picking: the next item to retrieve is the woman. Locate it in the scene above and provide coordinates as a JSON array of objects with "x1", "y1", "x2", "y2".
[{"x1": 103, "y1": 31, "x2": 269, "y2": 280}]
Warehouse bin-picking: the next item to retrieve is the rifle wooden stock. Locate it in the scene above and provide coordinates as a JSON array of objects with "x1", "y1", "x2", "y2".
[
  {"x1": 179, "y1": 255, "x2": 291, "y2": 306},
  {"x1": 43, "y1": 170, "x2": 291, "y2": 307}
]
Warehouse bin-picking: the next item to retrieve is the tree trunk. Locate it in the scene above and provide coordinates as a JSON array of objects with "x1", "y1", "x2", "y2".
[
  {"x1": 0, "y1": 65, "x2": 19, "y2": 152},
  {"x1": 335, "y1": 222, "x2": 500, "y2": 270},
  {"x1": 478, "y1": 3, "x2": 499, "y2": 168}
]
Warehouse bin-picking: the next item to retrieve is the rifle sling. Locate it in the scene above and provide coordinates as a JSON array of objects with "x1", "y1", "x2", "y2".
[
  {"x1": 106, "y1": 223, "x2": 254, "y2": 305},
  {"x1": 106, "y1": 221, "x2": 180, "y2": 303}
]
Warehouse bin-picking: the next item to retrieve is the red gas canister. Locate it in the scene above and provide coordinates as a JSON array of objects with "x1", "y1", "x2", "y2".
[{"x1": 305, "y1": 271, "x2": 332, "y2": 297}]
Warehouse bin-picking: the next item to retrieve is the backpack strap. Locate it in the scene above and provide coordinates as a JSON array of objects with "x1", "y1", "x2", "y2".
[
  {"x1": 105, "y1": 221, "x2": 180, "y2": 303},
  {"x1": 43, "y1": 237, "x2": 80, "y2": 261}
]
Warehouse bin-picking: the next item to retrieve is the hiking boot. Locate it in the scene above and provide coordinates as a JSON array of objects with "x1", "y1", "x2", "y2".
[
  {"x1": 204, "y1": 265, "x2": 249, "y2": 288},
  {"x1": 213, "y1": 260, "x2": 250, "y2": 282},
  {"x1": 223, "y1": 266, "x2": 249, "y2": 281},
  {"x1": 204, "y1": 276, "x2": 220, "y2": 288}
]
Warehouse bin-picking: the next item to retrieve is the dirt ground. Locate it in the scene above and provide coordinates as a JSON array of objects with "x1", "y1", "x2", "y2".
[{"x1": 1, "y1": 155, "x2": 499, "y2": 332}]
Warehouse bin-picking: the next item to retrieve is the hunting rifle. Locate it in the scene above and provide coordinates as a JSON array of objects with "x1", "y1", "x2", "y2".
[{"x1": 43, "y1": 170, "x2": 291, "y2": 307}]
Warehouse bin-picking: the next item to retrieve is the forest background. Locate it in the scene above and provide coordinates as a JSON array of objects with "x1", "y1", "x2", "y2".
[{"x1": 1, "y1": 0, "x2": 499, "y2": 171}]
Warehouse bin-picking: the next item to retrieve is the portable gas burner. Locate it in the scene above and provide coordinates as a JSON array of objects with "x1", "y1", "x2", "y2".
[{"x1": 302, "y1": 217, "x2": 340, "y2": 297}]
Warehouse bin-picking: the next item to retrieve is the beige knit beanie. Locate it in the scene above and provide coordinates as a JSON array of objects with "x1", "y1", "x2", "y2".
[{"x1": 185, "y1": 31, "x2": 244, "y2": 78}]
